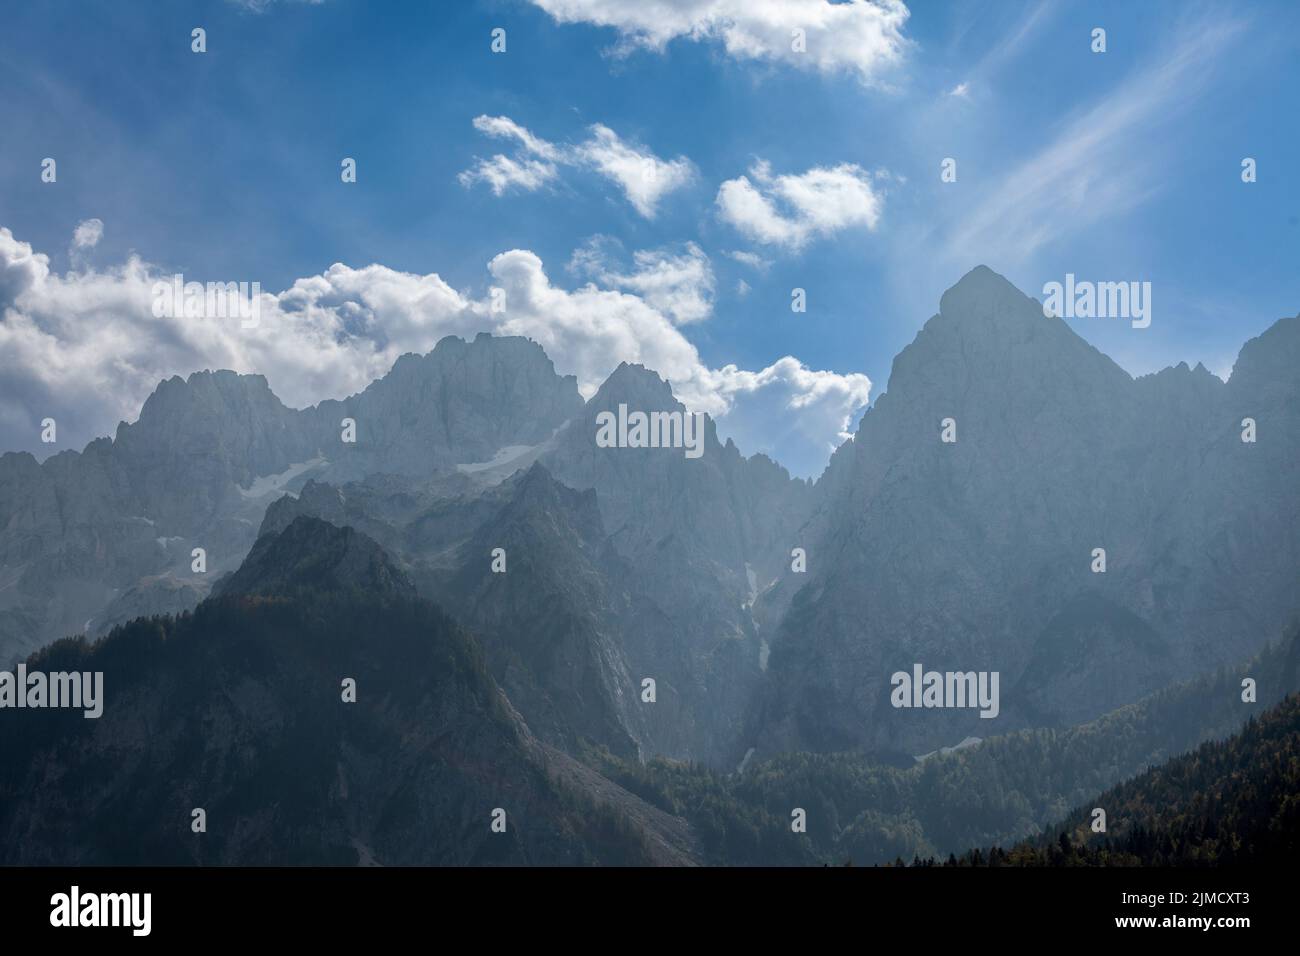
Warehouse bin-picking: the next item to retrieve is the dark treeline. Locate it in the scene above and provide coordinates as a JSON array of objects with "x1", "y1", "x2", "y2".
[
  {"x1": 919, "y1": 690, "x2": 1300, "y2": 867},
  {"x1": 585, "y1": 627, "x2": 1300, "y2": 865}
]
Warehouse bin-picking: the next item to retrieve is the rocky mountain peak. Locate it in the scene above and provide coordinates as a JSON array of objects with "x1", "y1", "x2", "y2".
[
  {"x1": 589, "y1": 362, "x2": 681, "y2": 413},
  {"x1": 313, "y1": 333, "x2": 585, "y2": 475},
  {"x1": 1230, "y1": 313, "x2": 1300, "y2": 394},
  {"x1": 497, "y1": 462, "x2": 605, "y2": 543},
  {"x1": 937, "y1": 264, "x2": 1028, "y2": 319},
  {"x1": 214, "y1": 515, "x2": 415, "y2": 600},
  {"x1": 124, "y1": 369, "x2": 283, "y2": 435}
]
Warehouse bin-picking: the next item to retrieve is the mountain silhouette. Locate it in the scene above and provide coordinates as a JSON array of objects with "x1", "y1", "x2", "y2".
[{"x1": 2, "y1": 265, "x2": 1296, "y2": 775}]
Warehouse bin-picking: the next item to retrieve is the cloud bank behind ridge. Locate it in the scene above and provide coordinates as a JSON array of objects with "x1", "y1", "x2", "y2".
[{"x1": 0, "y1": 224, "x2": 869, "y2": 478}]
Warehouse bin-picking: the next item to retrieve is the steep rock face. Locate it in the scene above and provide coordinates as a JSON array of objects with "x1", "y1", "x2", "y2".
[
  {"x1": 0, "y1": 516, "x2": 700, "y2": 866},
  {"x1": 263, "y1": 466, "x2": 673, "y2": 763},
  {"x1": 1183, "y1": 316, "x2": 1300, "y2": 650},
  {"x1": 752, "y1": 267, "x2": 1300, "y2": 757},
  {"x1": 543, "y1": 363, "x2": 811, "y2": 593},
  {"x1": 310, "y1": 333, "x2": 584, "y2": 481},
  {"x1": 259, "y1": 358, "x2": 815, "y2": 767},
  {"x1": 112, "y1": 370, "x2": 319, "y2": 534},
  {"x1": 264, "y1": 466, "x2": 648, "y2": 760},
  {"x1": 0, "y1": 335, "x2": 584, "y2": 664},
  {"x1": 419, "y1": 465, "x2": 646, "y2": 761},
  {"x1": 538, "y1": 364, "x2": 813, "y2": 764},
  {"x1": 0, "y1": 370, "x2": 311, "y2": 664}
]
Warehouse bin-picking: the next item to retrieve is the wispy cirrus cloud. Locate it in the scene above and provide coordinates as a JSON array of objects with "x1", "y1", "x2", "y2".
[
  {"x1": 726, "y1": 250, "x2": 772, "y2": 272},
  {"x1": 943, "y1": 11, "x2": 1250, "y2": 268}
]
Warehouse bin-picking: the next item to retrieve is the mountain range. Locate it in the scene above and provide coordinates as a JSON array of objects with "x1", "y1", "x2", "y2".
[{"x1": 1, "y1": 265, "x2": 1296, "y2": 864}]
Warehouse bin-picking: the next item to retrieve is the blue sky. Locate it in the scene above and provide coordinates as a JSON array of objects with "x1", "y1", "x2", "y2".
[{"x1": 0, "y1": 0, "x2": 1297, "y2": 477}]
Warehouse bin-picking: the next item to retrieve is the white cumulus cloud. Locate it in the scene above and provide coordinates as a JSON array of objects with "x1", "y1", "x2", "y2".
[
  {"x1": 72, "y1": 219, "x2": 104, "y2": 250},
  {"x1": 571, "y1": 124, "x2": 695, "y2": 219},
  {"x1": 0, "y1": 224, "x2": 868, "y2": 477},
  {"x1": 716, "y1": 160, "x2": 884, "y2": 251},
  {"x1": 568, "y1": 237, "x2": 714, "y2": 325},
  {"x1": 458, "y1": 115, "x2": 562, "y2": 194},
  {"x1": 528, "y1": 0, "x2": 912, "y2": 85}
]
